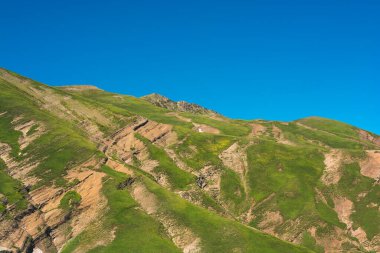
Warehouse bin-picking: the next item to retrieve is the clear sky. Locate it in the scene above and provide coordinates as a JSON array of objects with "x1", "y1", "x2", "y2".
[{"x1": 1, "y1": 0, "x2": 379, "y2": 134}]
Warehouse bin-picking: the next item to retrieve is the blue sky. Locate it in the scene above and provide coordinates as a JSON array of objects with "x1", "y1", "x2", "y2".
[{"x1": 1, "y1": 0, "x2": 379, "y2": 133}]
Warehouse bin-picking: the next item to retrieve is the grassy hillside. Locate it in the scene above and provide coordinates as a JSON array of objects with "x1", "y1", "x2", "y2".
[{"x1": 0, "y1": 68, "x2": 379, "y2": 253}]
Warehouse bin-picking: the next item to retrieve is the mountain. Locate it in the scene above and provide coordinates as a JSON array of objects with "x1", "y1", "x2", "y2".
[
  {"x1": 0, "y1": 67, "x2": 379, "y2": 253},
  {"x1": 142, "y1": 93, "x2": 220, "y2": 116}
]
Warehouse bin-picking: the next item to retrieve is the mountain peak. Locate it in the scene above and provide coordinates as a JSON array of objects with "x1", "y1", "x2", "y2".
[{"x1": 142, "y1": 93, "x2": 219, "y2": 116}]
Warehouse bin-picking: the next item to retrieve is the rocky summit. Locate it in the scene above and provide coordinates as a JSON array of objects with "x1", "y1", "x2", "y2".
[{"x1": 0, "y1": 67, "x2": 379, "y2": 253}]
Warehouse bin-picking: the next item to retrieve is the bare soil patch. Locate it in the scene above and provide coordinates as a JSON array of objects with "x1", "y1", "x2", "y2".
[
  {"x1": 321, "y1": 149, "x2": 344, "y2": 185},
  {"x1": 360, "y1": 150, "x2": 380, "y2": 180},
  {"x1": 192, "y1": 123, "x2": 220, "y2": 134}
]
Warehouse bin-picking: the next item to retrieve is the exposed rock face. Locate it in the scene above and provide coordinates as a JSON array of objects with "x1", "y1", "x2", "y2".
[
  {"x1": 358, "y1": 129, "x2": 380, "y2": 146},
  {"x1": 0, "y1": 158, "x2": 107, "y2": 253},
  {"x1": 250, "y1": 123, "x2": 267, "y2": 137},
  {"x1": 142, "y1": 93, "x2": 219, "y2": 116},
  {"x1": 116, "y1": 177, "x2": 135, "y2": 190},
  {"x1": 101, "y1": 117, "x2": 176, "y2": 164}
]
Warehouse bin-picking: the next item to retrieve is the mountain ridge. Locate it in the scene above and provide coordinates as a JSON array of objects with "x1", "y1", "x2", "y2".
[{"x1": 0, "y1": 68, "x2": 379, "y2": 253}]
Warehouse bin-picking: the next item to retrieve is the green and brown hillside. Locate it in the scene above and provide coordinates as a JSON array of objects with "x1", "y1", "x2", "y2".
[{"x1": 0, "y1": 68, "x2": 379, "y2": 253}]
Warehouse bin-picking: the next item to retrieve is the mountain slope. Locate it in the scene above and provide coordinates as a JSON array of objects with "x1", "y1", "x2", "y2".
[{"x1": 0, "y1": 68, "x2": 379, "y2": 253}]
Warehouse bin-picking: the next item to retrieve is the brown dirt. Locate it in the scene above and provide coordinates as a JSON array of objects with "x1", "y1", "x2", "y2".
[
  {"x1": 239, "y1": 201, "x2": 256, "y2": 224},
  {"x1": 360, "y1": 150, "x2": 380, "y2": 180},
  {"x1": 0, "y1": 142, "x2": 41, "y2": 184},
  {"x1": 103, "y1": 118, "x2": 176, "y2": 164},
  {"x1": 250, "y1": 123, "x2": 266, "y2": 137},
  {"x1": 106, "y1": 158, "x2": 134, "y2": 175},
  {"x1": 358, "y1": 129, "x2": 380, "y2": 146},
  {"x1": 199, "y1": 165, "x2": 222, "y2": 198},
  {"x1": 21, "y1": 162, "x2": 107, "y2": 251},
  {"x1": 140, "y1": 159, "x2": 159, "y2": 173},
  {"x1": 333, "y1": 197, "x2": 353, "y2": 228},
  {"x1": 310, "y1": 226, "x2": 348, "y2": 253},
  {"x1": 321, "y1": 149, "x2": 344, "y2": 185},
  {"x1": 351, "y1": 227, "x2": 368, "y2": 244},
  {"x1": 219, "y1": 143, "x2": 247, "y2": 176},
  {"x1": 65, "y1": 168, "x2": 107, "y2": 235},
  {"x1": 12, "y1": 118, "x2": 46, "y2": 150},
  {"x1": 257, "y1": 211, "x2": 284, "y2": 236},
  {"x1": 192, "y1": 123, "x2": 220, "y2": 134},
  {"x1": 219, "y1": 142, "x2": 250, "y2": 199}
]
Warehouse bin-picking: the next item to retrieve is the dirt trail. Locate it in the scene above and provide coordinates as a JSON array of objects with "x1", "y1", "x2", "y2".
[
  {"x1": 131, "y1": 182, "x2": 202, "y2": 253},
  {"x1": 166, "y1": 112, "x2": 192, "y2": 123}
]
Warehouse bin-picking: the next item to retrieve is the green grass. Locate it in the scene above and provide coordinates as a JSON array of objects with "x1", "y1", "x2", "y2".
[
  {"x1": 337, "y1": 163, "x2": 380, "y2": 239},
  {"x1": 0, "y1": 160, "x2": 28, "y2": 211},
  {"x1": 301, "y1": 232, "x2": 324, "y2": 253},
  {"x1": 0, "y1": 78, "x2": 98, "y2": 187},
  {"x1": 297, "y1": 117, "x2": 360, "y2": 139},
  {"x1": 0, "y1": 114, "x2": 21, "y2": 157},
  {"x1": 61, "y1": 166, "x2": 181, "y2": 253},
  {"x1": 220, "y1": 168, "x2": 248, "y2": 214},
  {"x1": 337, "y1": 163, "x2": 373, "y2": 199},
  {"x1": 136, "y1": 134, "x2": 194, "y2": 190},
  {"x1": 60, "y1": 191, "x2": 82, "y2": 211},
  {"x1": 315, "y1": 199, "x2": 346, "y2": 229},
  {"x1": 29, "y1": 131, "x2": 96, "y2": 188},
  {"x1": 2, "y1": 68, "x2": 378, "y2": 252},
  {"x1": 61, "y1": 88, "x2": 192, "y2": 128},
  {"x1": 141, "y1": 175, "x2": 312, "y2": 253},
  {"x1": 182, "y1": 113, "x2": 251, "y2": 137},
  {"x1": 351, "y1": 186, "x2": 380, "y2": 240},
  {"x1": 174, "y1": 132, "x2": 235, "y2": 170},
  {"x1": 246, "y1": 139, "x2": 324, "y2": 220},
  {"x1": 277, "y1": 122, "x2": 369, "y2": 149}
]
